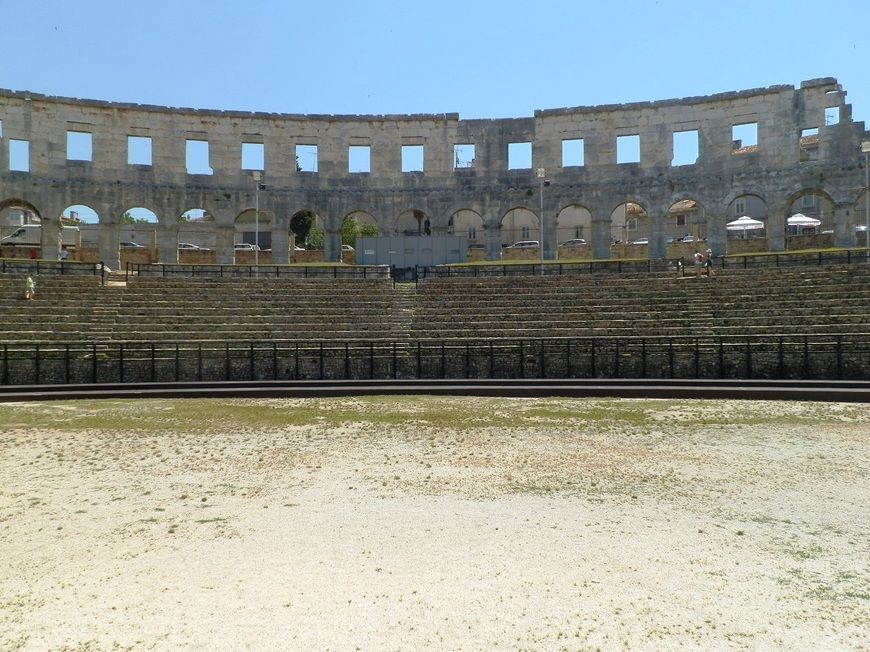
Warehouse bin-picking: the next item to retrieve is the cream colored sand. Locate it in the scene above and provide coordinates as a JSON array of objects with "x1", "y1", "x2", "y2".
[{"x1": 0, "y1": 397, "x2": 867, "y2": 651}]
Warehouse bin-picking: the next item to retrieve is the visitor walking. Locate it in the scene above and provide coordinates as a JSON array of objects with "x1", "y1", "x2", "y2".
[
  {"x1": 23, "y1": 276, "x2": 35, "y2": 300},
  {"x1": 693, "y1": 250, "x2": 704, "y2": 277},
  {"x1": 704, "y1": 249, "x2": 716, "y2": 277}
]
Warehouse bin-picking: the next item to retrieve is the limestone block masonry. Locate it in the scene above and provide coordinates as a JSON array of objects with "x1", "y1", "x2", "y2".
[{"x1": 0, "y1": 78, "x2": 868, "y2": 268}]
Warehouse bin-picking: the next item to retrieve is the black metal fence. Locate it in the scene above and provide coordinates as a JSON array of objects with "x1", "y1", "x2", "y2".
[
  {"x1": 418, "y1": 248, "x2": 870, "y2": 280},
  {"x1": 126, "y1": 263, "x2": 390, "y2": 283},
  {"x1": 0, "y1": 259, "x2": 105, "y2": 277},
  {"x1": 2, "y1": 334, "x2": 868, "y2": 386}
]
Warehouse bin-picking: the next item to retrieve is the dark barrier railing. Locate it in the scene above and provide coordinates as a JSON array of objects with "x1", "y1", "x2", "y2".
[
  {"x1": 2, "y1": 334, "x2": 868, "y2": 386},
  {"x1": 126, "y1": 263, "x2": 390, "y2": 283},
  {"x1": 418, "y1": 248, "x2": 870, "y2": 280},
  {"x1": 0, "y1": 259, "x2": 105, "y2": 277}
]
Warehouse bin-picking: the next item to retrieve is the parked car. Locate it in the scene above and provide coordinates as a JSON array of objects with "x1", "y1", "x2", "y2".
[
  {"x1": 467, "y1": 243, "x2": 485, "y2": 250},
  {"x1": 341, "y1": 244, "x2": 355, "y2": 251},
  {"x1": 234, "y1": 243, "x2": 260, "y2": 251},
  {"x1": 120, "y1": 241, "x2": 145, "y2": 248},
  {"x1": 178, "y1": 242, "x2": 201, "y2": 250},
  {"x1": 631, "y1": 237, "x2": 649, "y2": 245},
  {"x1": 507, "y1": 240, "x2": 540, "y2": 249},
  {"x1": 559, "y1": 238, "x2": 587, "y2": 247}
]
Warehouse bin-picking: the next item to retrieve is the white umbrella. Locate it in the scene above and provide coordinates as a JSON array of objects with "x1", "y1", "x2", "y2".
[
  {"x1": 787, "y1": 213, "x2": 821, "y2": 228},
  {"x1": 726, "y1": 216, "x2": 765, "y2": 231}
]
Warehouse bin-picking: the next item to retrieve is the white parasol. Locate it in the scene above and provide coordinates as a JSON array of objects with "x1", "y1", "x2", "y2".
[
  {"x1": 786, "y1": 213, "x2": 821, "y2": 228},
  {"x1": 726, "y1": 216, "x2": 765, "y2": 231}
]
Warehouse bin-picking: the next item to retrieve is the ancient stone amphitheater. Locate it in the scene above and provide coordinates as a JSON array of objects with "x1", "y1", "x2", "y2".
[{"x1": 0, "y1": 79, "x2": 868, "y2": 386}]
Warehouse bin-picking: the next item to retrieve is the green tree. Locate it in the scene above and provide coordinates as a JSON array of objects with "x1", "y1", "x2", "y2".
[
  {"x1": 290, "y1": 211, "x2": 315, "y2": 246},
  {"x1": 120, "y1": 212, "x2": 135, "y2": 225},
  {"x1": 307, "y1": 224, "x2": 325, "y2": 249},
  {"x1": 359, "y1": 223, "x2": 379, "y2": 238}
]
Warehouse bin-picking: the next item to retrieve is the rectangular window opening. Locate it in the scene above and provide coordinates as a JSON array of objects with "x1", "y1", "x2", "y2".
[
  {"x1": 0, "y1": 119, "x2": 3, "y2": 138},
  {"x1": 671, "y1": 130, "x2": 699, "y2": 166},
  {"x1": 241, "y1": 142, "x2": 265, "y2": 171},
  {"x1": 824, "y1": 107, "x2": 840, "y2": 126},
  {"x1": 562, "y1": 138, "x2": 584, "y2": 167},
  {"x1": 454, "y1": 143, "x2": 475, "y2": 169},
  {"x1": 127, "y1": 135, "x2": 152, "y2": 166},
  {"x1": 296, "y1": 144, "x2": 318, "y2": 172},
  {"x1": 185, "y1": 140, "x2": 213, "y2": 175},
  {"x1": 617, "y1": 134, "x2": 640, "y2": 164},
  {"x1": 9, "y1": 139, "x2": 29, "y2": 172},
  {"x1": 800, "y1": 127, "x2": 819, "y2": 162},
  {"x1": 66, "y1": 131, "x2": 93, "y2": 161},
  {"x1": 349, "y1": 145, "x2": 371, "y2": 173},
  {"x1": 401, "y1": 145, "x2": 424, "y2": 173},
  {"x1": 508, "y1": 142, "x2": 532, "y2": 170},
  {"x1": 732, "y1": 122, "x2": 758, "y2": 154}
]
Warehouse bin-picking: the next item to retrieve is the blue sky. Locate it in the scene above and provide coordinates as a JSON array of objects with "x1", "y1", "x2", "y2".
[{"x1": 3, "y1": 0, "x2": 869, "y2": 126}]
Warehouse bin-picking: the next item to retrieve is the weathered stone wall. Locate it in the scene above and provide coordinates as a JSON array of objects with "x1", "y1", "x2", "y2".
[{"x1": 1, "y1": 78, "x2": 867, "y2": 268}]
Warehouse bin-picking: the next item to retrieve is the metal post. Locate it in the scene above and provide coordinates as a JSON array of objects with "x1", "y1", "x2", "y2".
[
  {"x1": 252, "y1": 171, "x2": 262, "y2": 269},
  {"x1": 536, "y1": 168, "x2": 546, "y2": 272},
  {"x1": 863, "y1": 143, "x2": 870, "y2": 258}
]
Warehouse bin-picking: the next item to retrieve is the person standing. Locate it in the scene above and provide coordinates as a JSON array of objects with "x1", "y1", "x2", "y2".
[
  {"x1": 704, "y1": 248, "x2": 716, "y2": 277},
  {"x1": 693, "y1": 250, "x2": 704, "y2": 277},
  {"x1": 23, "y1": 276, "x2": 35, "y2": 300}
]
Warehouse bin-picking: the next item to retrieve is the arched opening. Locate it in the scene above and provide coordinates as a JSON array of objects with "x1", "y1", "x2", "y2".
[
  {"x1": 0, "y1": 199, "x2": 41, "y2": 255},
  {"x1": 666, "y1": 199, "x2": 706, "y2": 243},
  {"x1": 556, "y1": 205, "x2": 592, "y2": 245},
  {"x1": 62, "y1": 204, "x2": 98, "y2": 224},
  {"x1": 179, "y1": 208, "x2": 213, "y2": 223},
  {"x1": 235, "y1": 208, "x2": 272, "y2": 250},
  {"x1": 726, "y1": 194, "x2": 768, "y2": 241},
  {"x1": 500, "y1": 207, "x2": 539, "y2": 247},
  {"x1": 396, "y1": 209, "x2": 430, "y2": 236},
  {"x1": 610, "y1": 202, "x2": 647, "y2": 244},
  {"x1": 290, "y1": 209, "x2": 320, "y2": 249},
  {"x1": 786, "y1": 189, "x2": 834, "y2": 236},
  {"x1": 342, "y1": 211, "x2": 379, "y2": 249},
  {"x1": 448, "y1": 209, "x2": 484, "y2": 248},
  {"x1": 120, "y1": 207, "x2": 162, "y2": 251}
]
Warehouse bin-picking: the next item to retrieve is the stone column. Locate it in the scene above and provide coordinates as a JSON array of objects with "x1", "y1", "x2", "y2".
[
  {"x1": 832, "y1": 203, "x2": 854, "y2": 248},
  {"x1": 648, "y1": 211, "x2": 666, "y2": 259},
  {"x1": 706, "y1": 210, "x2": 727, "y2": 257},
  {"x1": 766, "y1": 212, "x2": 786, "y2": 252},
  {"x1": 324, "y1": 229, "x2": 341, "y2": 263},
  {"x1": 542, "y1": 213, "x2": 555, "y2": 261},
  {"x1": 40, "y1": 217, "x2": 62, "y2": 262},
  {"x1": 484, "y1": 221, "x2": 502, "y2": 261},
  {"x1": 157, "y1": 225, "x2": 179, "y2": 263},
  {"x1": 98, "y1": 223, "x2": 121, "y2": 271},
  {"x1": 214, "y1": 226, "x2": 234, "y2": 264},
  {"x1": 591, "y1": 217, "x2": 612, "y2": 260},
  {"x1": 271, "y1": 227, "x2": 290, "y2": 264}
]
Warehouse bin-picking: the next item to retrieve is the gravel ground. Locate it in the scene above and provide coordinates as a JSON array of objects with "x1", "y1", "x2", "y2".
[{"x1": 0, "y1": 397, "x2": 867, "y2": 651}]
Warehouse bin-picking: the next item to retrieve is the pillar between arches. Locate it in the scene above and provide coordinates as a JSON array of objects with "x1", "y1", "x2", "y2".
[
  {"x1": 214, "y1": 226, "x2": 234, "y2": 264},
  {"x1": 157, "y1": 225, "x2": 179, "y2": 263},
  {"x1": 98, "y1": 223, "x2": 121, "y2": 270},
  {"x1": 271, "y1": 228, "x2": 290, "y2": 264}
]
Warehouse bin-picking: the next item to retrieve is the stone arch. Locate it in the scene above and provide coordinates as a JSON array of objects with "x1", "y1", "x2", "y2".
[
  {"x1": 609, "y1": 201, "x2": 648, "y2": 244},
  {"x1": 290, "y1": 209, "x2": 322, "y2": 249},
  {"x1": 235, "y1": 207, "x2": 272, "y2": 250},
  {"x1": 341, "y1": 210, "x2": 379, "y2": 246},
  {"x1": 448, "y1": 209, "x2": 484, "y2": 243},
  {"x1": 555, "y1": 204, "x2": 592, "y2": 243},
  {"x1": 0, "y1": 199, "x2": 41, "y2": 249},
  {"x1": 725, "y1": 193, "x2": 768, "y2": 219},
  {"x1": 666, "y1": 198, "x2": 706, "y2": 242},
  {"x1": 500, "y1": 207, "x2": 539, "y2": 246},
  {"x1": 785, "y1": 187, "x2": 835, "y2": 233},
  {"x1": 395, "y1": 209, "x2": 430, "y2": 236},
  {"x1": 179, "y1": 207, "x2": 214, "y2": 223},
  {"x1": 61, "y1": 204, "x2": 99, "y2": 224}
]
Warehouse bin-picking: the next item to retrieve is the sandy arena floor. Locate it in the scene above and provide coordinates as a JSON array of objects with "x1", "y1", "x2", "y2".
[{"x1": 0, "y1": 397, "x2": 868, "y2": 651}]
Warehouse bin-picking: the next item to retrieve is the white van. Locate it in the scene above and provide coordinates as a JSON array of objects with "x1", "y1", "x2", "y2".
[{"x1": 0, "y1": 224, "x2": 80, "y2": 246}]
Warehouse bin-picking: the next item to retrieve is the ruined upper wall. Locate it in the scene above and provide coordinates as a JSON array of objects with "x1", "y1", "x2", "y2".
[{"x1": 0, "y1": 78, "x2": 862, "y2": 190}]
